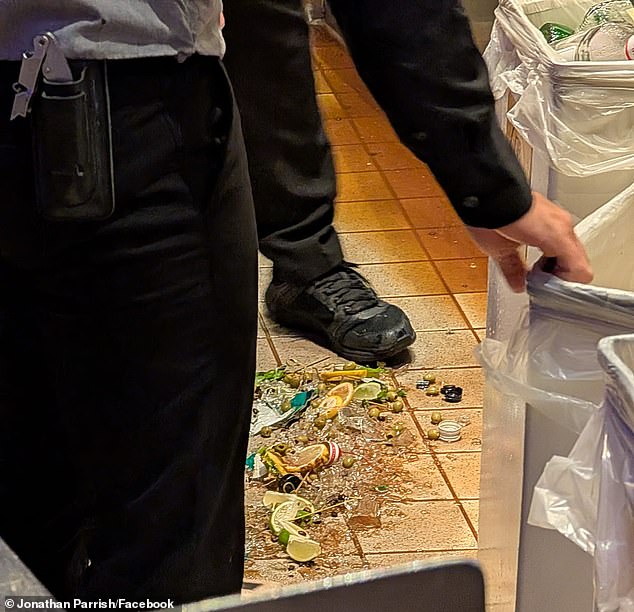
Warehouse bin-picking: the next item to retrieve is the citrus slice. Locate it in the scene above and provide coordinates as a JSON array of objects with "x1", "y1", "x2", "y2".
[
  {"x1": 284, "y1": 443, "x2": 330, "y2": 474},
  {"x1": 286, "y1": 535, "x2": 321, "y2": 562},
  {"x1": 269, "y1": 500, "x2": 302, "y2": 535},
  {"x1": 318, "y1": 395, "x2": 343, "y2": 420},
  {"x1": 262, "y1": 491, "x2": 315, "y2": 511},
  {"x1": 278, "y1": 519, "x2": 310, "y2": 539},
  {"x1": 326, "y1": 382, "x2": 354, "y2": 406},
  {"x1": 353, "y1": 381, "x2": 382, "y2": 401}
]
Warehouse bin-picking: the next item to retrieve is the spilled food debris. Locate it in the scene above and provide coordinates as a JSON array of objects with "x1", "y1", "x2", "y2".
[{"x1": 244, "y1": 361, "x2": 474, "y2": 584}]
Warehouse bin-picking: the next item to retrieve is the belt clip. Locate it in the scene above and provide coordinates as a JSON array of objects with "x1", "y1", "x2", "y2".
[{"x1": 10, "y1": 32, "x2": 73, "y2": 120}]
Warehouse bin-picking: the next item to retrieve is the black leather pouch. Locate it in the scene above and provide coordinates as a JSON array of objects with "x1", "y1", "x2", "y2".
[{"x1": 31, "y1": 61, "x2": 114, "y2": 220}]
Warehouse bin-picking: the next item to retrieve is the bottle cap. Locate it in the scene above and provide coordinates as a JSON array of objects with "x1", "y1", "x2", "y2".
[{"x1": 438, "y1": 420, "x2": 462, "y2": 442}]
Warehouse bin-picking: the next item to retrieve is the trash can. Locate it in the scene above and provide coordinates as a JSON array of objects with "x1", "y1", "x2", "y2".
[
  {"x1": 529, "y1": 333, "x2": 634, "y2": 612},
  {"x1": 479, "y1": 183, "x2": 634, "y2": 611},
  {"x1": 484, "y1": 0, "x2": 634, "y2": 219}
]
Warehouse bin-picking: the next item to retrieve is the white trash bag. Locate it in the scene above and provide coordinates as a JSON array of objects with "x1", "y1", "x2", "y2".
[
  {"x1": 484, "y1": 0, "x2": 634, "y2": 175},
  {"x1": 478, "y1": 182, "x2": 634, "y2": 611},
  {"x1": 529, "y1": 335, "x2": 634, "y2": 612}
]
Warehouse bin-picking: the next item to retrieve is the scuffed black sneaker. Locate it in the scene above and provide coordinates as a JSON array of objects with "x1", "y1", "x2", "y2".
[{"x1": 265, "y1": 264, "x2": 416, "y2": 362}]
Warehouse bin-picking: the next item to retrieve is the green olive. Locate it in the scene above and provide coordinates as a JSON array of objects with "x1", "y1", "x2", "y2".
[
  {"x1": 431, "y1": 411, "x2": 443, "y2": 425},
  {"x1": 280, "y1": 399, "x2": 292, "y2": 413},
  {"x1": 393, "y1": 421, "x2": 405, "y2": 432},
  {"x1": 260, "y1": 426, "x2": 273, "y2": 438},
  {"x1": 386, "y1": 391, "x2": 398, "y2": 402},
  {"x1": 314, "y1": 416, "x2": 327, "y2": 429},
  {"x1": 427, "y1": 428, "x2": 440, "y2": 441},
  {"x1": 423, "y1": 373, "x2": 436, "y2": 383},
  {"x1": 308, "y1": 472, "x2": 319, "y2": 481},
  {"x1": 368, "y1": 407, "x2": 381, "y2": 419},
  {"x1": 345, "y1": 361, "x2": 358, "y2": 370},
  {"x1": 284, "y1": 374, "x2": 301, "y2": 389},
  {"x1": 317, "y1": 383, "x2": 328, "y2": 394},
  {"x1": 297, "y1": 435, "x2": 309, "y2": 444},
  {"x1": 392, "y1": 400, "x2": 404, "y2": 413},
  {"x1": 342, "y1": 456, "x2": 355, "y2": 469},
  {"x1": 278, "y1": 529, "x2": 291, "y2": 546},
  {"x1": 426, "y1": 385, "x2": 440, "y2": 396}
]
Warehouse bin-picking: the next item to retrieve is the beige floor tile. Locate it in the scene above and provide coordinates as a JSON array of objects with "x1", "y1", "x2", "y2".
[
  {"x1": 455, "y1": 293, "x2": 488, "y2": 329},
  {"x1": 437, "y1": 452, "x2": 482, "y2": 499},
  {"x1": 258, "y1": 253, "x2": 273, "y2": 268},
  {"x1": 243, "y1": 555, "x2": 366, "y2": 585},
  {"x1": 331, "y1": 144, "x2": 376, "y2": 173},
  {"x1": 334, "y1": 201, "x2": 409, "y2": 232},
  {"x1": 357, "y1": 262, "x2": 447, "y2": 297},
  {"x1": 336, "y1": 172, "x2": 394, "y2": 202},
  {"x1": 400, "y1": 198, "x2": 461, "y2": 229},
  {"x1": 258, "y1": 266, "x2": 273, "y2": 302},
  {"x1": 256, "y1": 338, "x2": 279, "y2": 371},
  {"x1": 400, "y1": 454, "x2": 452, "y2": 500},
  {"x1": 336, "y1": 92, "x2": 379, "y2": 118},
  {"x1": 313, "y1": 70, "x2": 331, "y2": 94},
  {"x1": 352, "y1": 117, "x2": 399, "y2": 143},
  {"x1": 309, "y1": 25, "x2": 339, "y2": 48},
  {"x1": 258, "y1": 305, "x2": 300, "y2": 339},
  {"x1": 354, "y1": 501, "x2": 477, "y2": 553},
  {"x1": 323, "y1": 118, "x2": 361, "y2": 145},
  {"x1": 323, "y1": 68, "x2": 367, "y2": 94},
  {"x1": 339, "y1": 230, "x2": 428, "y2": 264},
  {"x1": 461, "y1": 500, "x2": 480, "y2": 534},
  {"x1": 403, "y1": 331, "x2": 480, "y2": 369},
  {"x1": 414, "y1": 409, "x2": 483, "y2": 453},
  {"x1": 383, "y1": 169, "x2": 445, "y2": 199},
  {"x1": 272, "y1": 336, "x2": 340, "y2": 368},
  {"x1": 366, "y1": 142, "x2": 424, "y2": 171},
  {"x1": 435, "y1": 258, "x2": 489, "y2": 293},
  {"x1": 364, "y1": 549, "x2": 478, "y2": 568},
  {"x1": 417, "y1": 227, "x2": 484, "y2": 260},
  {"x1": 397, "y1": 368, "x2": 484, "y2": 409},
  {"x1": 388, "y1": 296, "x2": 467, "y2": 332},
  {"x1": 317, "y1": 93, "x2": 346, "y2": 119},
  {"x1": 313, "y1": 44, "x2": 355, "y2": 69}
]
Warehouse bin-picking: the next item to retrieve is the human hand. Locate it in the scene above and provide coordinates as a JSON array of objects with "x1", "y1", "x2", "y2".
[{"x1": 466, "y1": 191, "x2": 593, "y2": 292}]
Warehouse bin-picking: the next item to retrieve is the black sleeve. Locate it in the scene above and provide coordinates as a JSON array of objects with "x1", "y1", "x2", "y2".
[{"x1": 327, "y1": 0, "x2": 532, "y2": 229}]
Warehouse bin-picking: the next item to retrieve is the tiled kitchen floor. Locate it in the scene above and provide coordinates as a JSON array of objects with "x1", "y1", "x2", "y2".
[{"x1": 252, "y1": 24, "x2": 488, "y2": 581}]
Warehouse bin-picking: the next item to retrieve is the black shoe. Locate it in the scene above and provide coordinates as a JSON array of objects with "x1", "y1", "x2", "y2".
[{"x1": 265, "y1": 264, "x2": 416, "y2": 362}]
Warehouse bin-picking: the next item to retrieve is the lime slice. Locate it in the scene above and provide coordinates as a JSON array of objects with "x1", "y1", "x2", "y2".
[
  {"x1": 262, "y1": 491, "x2": 315, "y2": 511},
  {"x1": 269, "y1": 500, "x2": 301, "y2": 535},
  {"x1": 278, "y1": 519, "x2": 309, "y2": 539},
  {"x1": 286, "y1": 535, "x2": 321, "y2": 562},
  {"x1": 353, "y1": 381, "x2": 382, "y2": 401}
]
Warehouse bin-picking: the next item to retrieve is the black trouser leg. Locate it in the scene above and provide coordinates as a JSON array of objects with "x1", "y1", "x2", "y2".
[
  {"x1": 223, "y1": 0, "x2": 343, "y2": 286},
  {"x1": 0, "y1": 56, "x2": 257, "y2": 603}
]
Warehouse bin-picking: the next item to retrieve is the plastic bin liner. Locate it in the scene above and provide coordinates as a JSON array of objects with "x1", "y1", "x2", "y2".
[
  {"x1": 478, "y1": 183, "x2": 634, "y2": 611},
  {"x1": 529, "y1": 334, "x2": 634, "y2": 612},
  {"x1": 484, "y1": 0, "x2": 634, "y2": 175},
  {"x1": 478, "y1": 181, "x2": 634, "y2": 433}
]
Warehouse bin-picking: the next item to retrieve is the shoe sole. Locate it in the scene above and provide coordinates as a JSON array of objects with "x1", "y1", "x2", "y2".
[{"x1": 268, "y1": 307, "x2": 417, "y2": 364}]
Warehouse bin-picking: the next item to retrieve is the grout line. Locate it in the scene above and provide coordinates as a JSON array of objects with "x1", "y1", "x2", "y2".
[
  {"x1": 257, "y1": 312, "x2": 283, "y2": 368},
  {"x1": 331, "y1": 87, "x2": 487, "y2": 335},
  {"x1": 391, "y1": 371, "x2": 480, "y2": 543}
]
